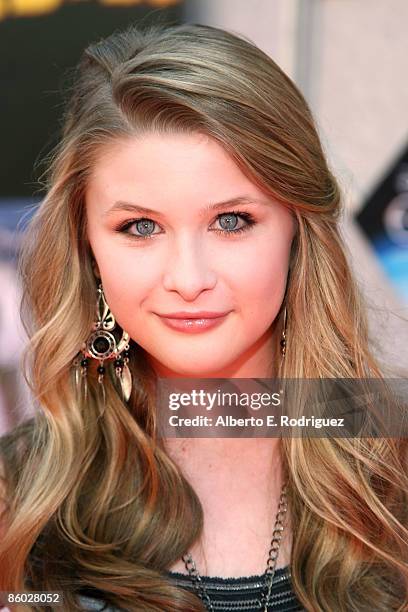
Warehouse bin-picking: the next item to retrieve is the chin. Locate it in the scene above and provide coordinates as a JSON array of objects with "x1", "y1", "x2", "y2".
[
  {"x1": 167, "y1": 366, "x2": 225, "y2": 378},
  {"x1": 153, "y1": 356, "x2": 235, "y2": 378}
]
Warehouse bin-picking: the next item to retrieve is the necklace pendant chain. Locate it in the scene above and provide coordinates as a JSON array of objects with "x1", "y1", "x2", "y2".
[{"x1": 182, "y1": 482, "x2": 288, "y2": 612}]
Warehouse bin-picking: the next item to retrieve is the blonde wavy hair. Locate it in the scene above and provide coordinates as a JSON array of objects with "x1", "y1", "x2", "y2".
[{"x1": 0, "y1": 22, "x2": 407, "y2": 612}]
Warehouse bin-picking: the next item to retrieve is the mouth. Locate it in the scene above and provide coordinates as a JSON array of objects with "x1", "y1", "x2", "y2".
[
  {"x1": 157, "y1": 311, "x2": 230, "y2": 319},
  {"x1": 155, "y1": 312, "x2": 231, "y2": 333}
]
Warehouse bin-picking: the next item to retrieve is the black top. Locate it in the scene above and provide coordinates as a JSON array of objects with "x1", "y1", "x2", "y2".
[
  {"x1": 77, "y1": 566, "x2": 304, "y2": 611},
  {"x1": 164, "y1": 565, "x2": 304, "y2": 611}
]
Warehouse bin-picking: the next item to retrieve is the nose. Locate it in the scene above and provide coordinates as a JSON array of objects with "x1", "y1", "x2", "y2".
[{"x1": 162, "y1": 234, "x2": 217, "y2": 301}]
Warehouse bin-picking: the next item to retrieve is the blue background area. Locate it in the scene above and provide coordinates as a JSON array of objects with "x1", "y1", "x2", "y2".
[{"x1": 374, "y1": 235, "x2": 408, "y2": 302}]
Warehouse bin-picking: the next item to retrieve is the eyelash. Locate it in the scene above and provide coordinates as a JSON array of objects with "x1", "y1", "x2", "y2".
[{"x1": 115, "y1": 211, "x2": 257, "y2": 240}]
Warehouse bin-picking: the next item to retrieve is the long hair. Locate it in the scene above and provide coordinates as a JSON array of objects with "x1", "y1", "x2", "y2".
[{"x1": 0, "y1": 22, "x2": 407, "y2": 611}]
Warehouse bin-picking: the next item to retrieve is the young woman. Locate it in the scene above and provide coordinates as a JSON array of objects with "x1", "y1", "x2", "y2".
[{"x1": 0, "y1": 22, "x2": 407, "y2": 612}]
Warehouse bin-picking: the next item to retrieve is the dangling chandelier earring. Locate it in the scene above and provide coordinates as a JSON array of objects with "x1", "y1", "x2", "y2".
[{"x1": 73, "y1": 283, "x2": 132, "y2": 402}]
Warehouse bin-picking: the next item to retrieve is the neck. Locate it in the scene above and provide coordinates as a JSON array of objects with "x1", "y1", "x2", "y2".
[
  {"x1": 164, "y1": 437, "x2": 284, "y2": 512},
  {"x1": 164, "y1": 438, "x2": 291, "y2": 577}
]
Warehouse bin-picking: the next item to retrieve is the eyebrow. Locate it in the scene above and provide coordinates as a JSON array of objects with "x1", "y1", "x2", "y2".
[{"x1": 103, "y1": 196, "x2": 269, "y2": 219}]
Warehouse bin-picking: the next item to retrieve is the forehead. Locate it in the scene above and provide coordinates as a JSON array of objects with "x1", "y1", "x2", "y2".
[{"x1": 86, "y1": 132, "x2": 270, "y2": 211}]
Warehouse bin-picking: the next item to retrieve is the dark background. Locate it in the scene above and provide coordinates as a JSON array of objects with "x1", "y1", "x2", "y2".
[{"x1": 0, "y1": 0, "x2": 184, "y2": 199}]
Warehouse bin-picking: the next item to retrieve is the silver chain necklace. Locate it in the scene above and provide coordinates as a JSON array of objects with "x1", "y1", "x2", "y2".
[{"x1": 182, "y1": 481, "x2": 288, "y2": 612}]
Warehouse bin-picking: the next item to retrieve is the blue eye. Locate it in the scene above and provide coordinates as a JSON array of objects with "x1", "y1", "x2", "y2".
[
  {"x1": 134, "y1": 219, "x2": 156, "y2": 236},
  {"x1": 116, "y1": 210, "x2": 256, "y2": 240},
  {"x1": 214, "y1": 212, "x2": 255, "y2": 235}
]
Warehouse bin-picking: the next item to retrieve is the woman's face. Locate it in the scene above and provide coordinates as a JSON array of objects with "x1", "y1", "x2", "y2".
[{"x1": 86, "y1": 132, "x2": 296, "y2": 378}]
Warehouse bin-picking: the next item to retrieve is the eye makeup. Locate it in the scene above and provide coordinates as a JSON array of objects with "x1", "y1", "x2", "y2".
[{"x1": 114, "y1": 210, "x2": 257, "y2": 241}]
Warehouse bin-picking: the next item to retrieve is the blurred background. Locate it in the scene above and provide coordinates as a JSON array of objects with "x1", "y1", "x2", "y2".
[{"x1": 1, "y1": 0, "x2": 407, "y2": 433}]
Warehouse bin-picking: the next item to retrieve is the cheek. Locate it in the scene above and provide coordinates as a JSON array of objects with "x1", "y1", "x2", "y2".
[
  {"x1": 224, "y1": 238, "x2": 291, "y2": 304},
  {"x1": 91, "y1": 247, "x2": 159, "y2": 328},
  {"x1": 237, "y1": 261, "x2": 288, "y2": 325}
]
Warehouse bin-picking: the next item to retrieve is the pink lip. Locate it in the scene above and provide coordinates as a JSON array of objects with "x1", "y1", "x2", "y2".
[
  {"x1": 158, "y1": 311, "x2": 230, "y2": 319},
  {"x1": 156, "y1": 312, "x2": 231, "y2": 333}
]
